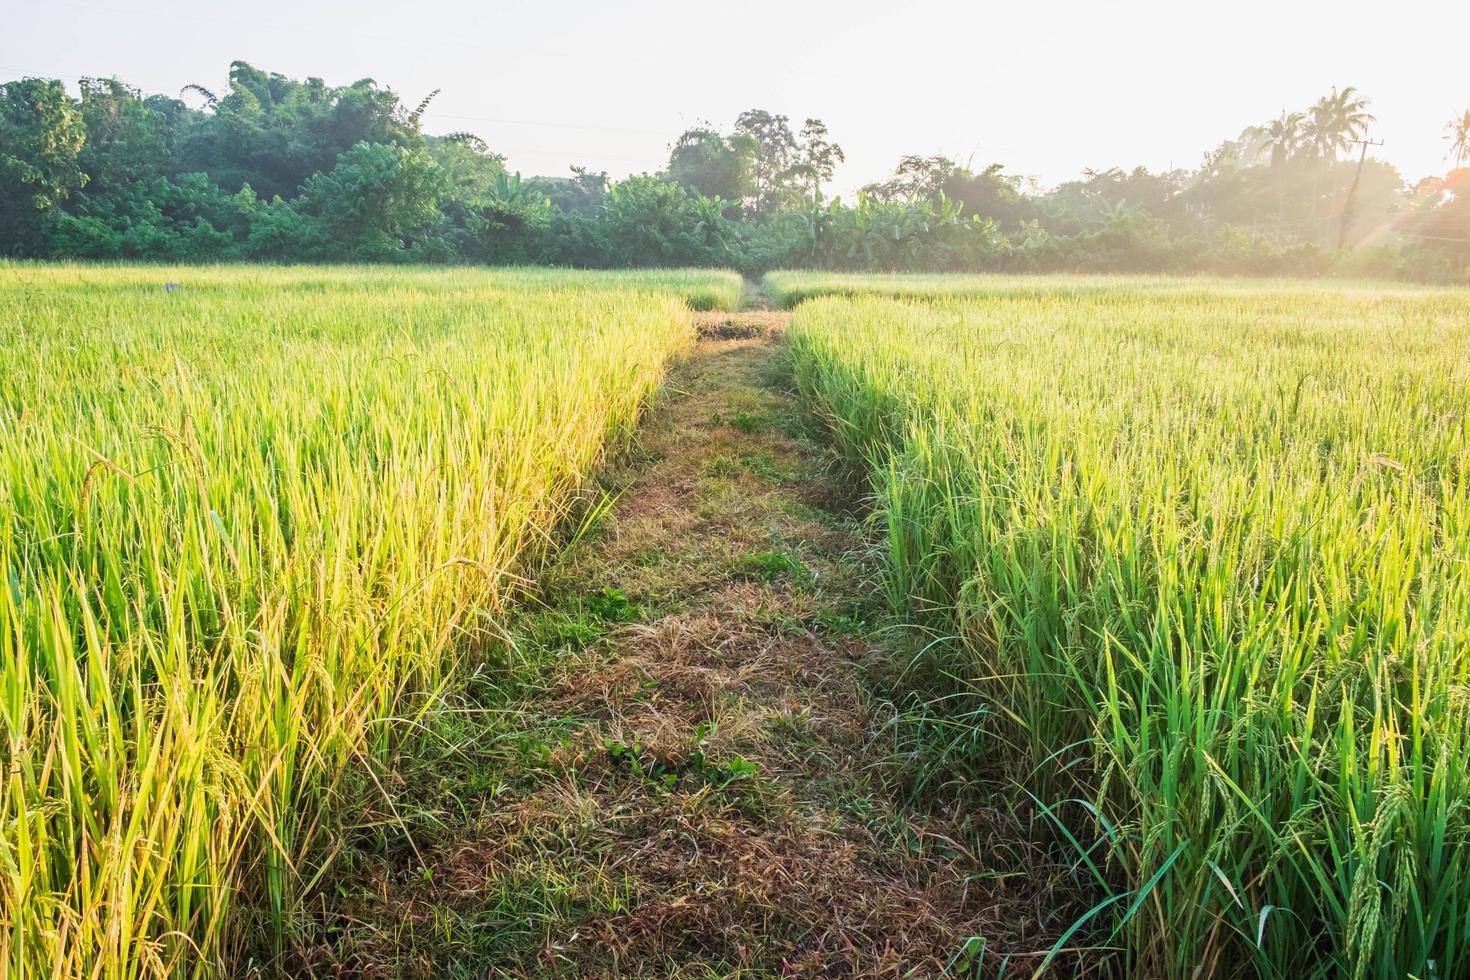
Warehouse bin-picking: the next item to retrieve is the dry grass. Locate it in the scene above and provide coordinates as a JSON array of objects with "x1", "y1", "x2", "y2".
[{"x1": 693, "y1": 310, "x2": 790, "y2": 340}]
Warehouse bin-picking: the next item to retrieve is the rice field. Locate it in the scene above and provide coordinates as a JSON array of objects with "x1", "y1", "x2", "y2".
[
  {"x1": 785, "y1": 278, "x2": 1470, "y2": 977},
  {"x1": 11, "y1": 261, "x2": 1470, "y2": 977},
  {"x1": 761, "y1": 269, "x2": 1445, "y2": 309},
  {"x1": 0, "y1": 263, "x2": 747, "y2": 312},
  {"x1": 0, "y1": 265, "x2": 697, "y2": 975},
  {"x1": 762, "y1": 270, "x2": 1161, "y2": 307}
]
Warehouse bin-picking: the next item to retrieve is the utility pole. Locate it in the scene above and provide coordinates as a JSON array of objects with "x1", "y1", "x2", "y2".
[{"x1": 1338, "y1": 135, "x2": 1384, "y2": 251}]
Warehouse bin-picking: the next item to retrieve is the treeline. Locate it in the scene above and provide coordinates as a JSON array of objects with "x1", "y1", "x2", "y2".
[{"x1": 1, "y1": 63, "x2": 1467, "y2": 279}]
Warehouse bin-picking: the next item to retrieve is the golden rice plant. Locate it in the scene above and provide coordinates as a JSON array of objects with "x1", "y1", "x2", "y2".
[{"x1": 0, "y1": 264, "x2": 697, "y2": 976}]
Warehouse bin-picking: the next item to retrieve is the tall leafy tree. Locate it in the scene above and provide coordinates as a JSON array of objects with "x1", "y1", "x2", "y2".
[
  {"x1": 526, "y1": 166, "x2": 608, "y2": 213},
  {"x1": 862, "y1": 155, "x2": 958, "y2": 203},
  {"x1": 293, "y1": 140, "x2": 442, "y2": 258},
  {"x1": 427, "y1": 131, "x2": 507, "y2": 202},
  {"x1": 864, "y1": 157, "x2": 1035, "y2": 228},
  {"x1": 666, "y1": 126, "x2": 755, "y2": 205},
  {"x1": 0, "y1": 78, "x2": 88, "y2": 254},
  {"x1": 728, "y1": 110, "x2": 844, "y2": 213},
  {"x1": 791, "y1": 118, "x2": 844, "y2": 203},
  {"x1": 178, "y1": 61, "x2": 421, "y2": 198},
  {"x1": 596, "y1": 174, "x2": 737, "y2": 266},
  {"x1": 1238, "y1": 111, "x2": 1306, "y2": 220},
  {"x1": 943, "y1": 163, "x2": 1035, "y2": 227},
  {"x1": 733, "y1": 109, "x2": 798, "y2": 214},
  {"x1": 1294, "y1": 87, "x2": 1374, "y2": 229},
  {"x1": 75, "y1": 78, "x2": 177, "y2": 185}
]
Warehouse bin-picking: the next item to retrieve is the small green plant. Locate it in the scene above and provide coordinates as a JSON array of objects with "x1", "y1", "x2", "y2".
[
  {"x1": 700, "y1": 449, "x2": 792, "y2": 484},
  {"x1": 530, "y1": 587, "x2": 643, "y2": 651},
  {"x1": 729, "y1": 410, "x2": 769, "y2": 434},
  {"x1": 701, "y1": 453, "x2": 742, "y2": 478},
  {"x1": 687, "y1": 723, "x2": 758, "y2": 788},
  {"x1": 732, "y1": 550, "x2": 813, "y2": 587},
  {"x1": 601, "y1": 737, "x2": 678, "y2": 788},
  {"x1": 813, "y1": 609, "x2": 865, "y2": 635},
  {"x1": 517, "y1": 735, "x2": 566, "y2": 771},
  {"x1": 537, "y1": 613, "x2": 604, "y2": 650},
  {"x1": 599, "y1": 723, "x2": 758, "y2": 791},
  {"x1": 584, "y1": 586, "x2": 643, "y2": 624},
  {"x1": 947, "y1": 936, "x2": 987, "y2": 977}
]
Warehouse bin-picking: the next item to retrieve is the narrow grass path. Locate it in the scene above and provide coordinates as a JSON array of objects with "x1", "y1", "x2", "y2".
[{"x1": 304, "y1": 316, "x2": 1065, "y2": 978}]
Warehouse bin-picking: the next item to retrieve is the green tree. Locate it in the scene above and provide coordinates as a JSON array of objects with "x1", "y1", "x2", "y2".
[
  {"x1": 1400, "y1": 169, "x2": 1470, "y2": 270},
  {"x1": 863, "y1": 156, "x2": 1034, "y2": 227},
  {"x1": 733, "y1": 109, "x2": 798, "y2": 214},
  {"x1": 295, "y1": 141, "x2": 442, "y2": 258},
  {"x1": 50, "y1": 172, "x2": 255, "y2": 259},
  {"x1": 862, "y1": 154, "x2": 958, "y2": 203},
  {"x1": 942, "y1": 163, "x2": 1035, "y2": 227},
  {"x1": 178, "y1": 61, "x2": 421, "y2": 199},
  {"x1": 729, "y1": 110, "x2": 844, "y2": 214},
  {"x1": 75, "y1": 78, "x2": 177, "y2": 186},
  {"x1": 423, "y1": 165, "x2": 554, "y2": 265},
  {"x1": 427, "y1": 132, "x2": 507, "y2": 202},
  {"x1": 1297, "y1": 86, "x2": 1375, "y2": 230},
  {"x1": 0, "y1": 78, "x2": 87, "y2": 254},
  {"x1": 596, "y1": 174, "x2": 737, "y2": 266},
  {"x1": 791, "y1": 118, "x2": 844, "y2": 203},
  {"x1": 666, "y1": 126, "x2": 755, "y2": 206},
  {"x1": 526, "y1": 166, "x2": 608, "y2": 213}
]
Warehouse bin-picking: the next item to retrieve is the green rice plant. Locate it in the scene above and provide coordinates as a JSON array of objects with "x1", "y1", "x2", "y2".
[
  {"x1": 762, "y1": 269, "x2": 1445, "y2": 309},
  {"x1": 0, "y1": 265, "x2": 693, "y2": 976},
  {"x1": 786, "y1": 280, "x2": 1470, "y2": 978},
  {"x1": 0, "y1": 261, "x2": 746, "y2": 312},
  {"x1": 452, "y1": 265, "x2": 744, "y2": 310}
]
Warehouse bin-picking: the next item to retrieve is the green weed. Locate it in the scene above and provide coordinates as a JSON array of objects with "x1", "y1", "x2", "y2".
[
  {"x1": 600, "y1": 723, "x2": 759, "y2": 791},
  {"x1": 731, "y1": 550, "x2": 813, "y2": 587}
]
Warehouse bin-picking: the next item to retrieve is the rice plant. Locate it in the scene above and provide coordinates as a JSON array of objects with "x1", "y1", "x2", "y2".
[
  {"x1": 0, "y1": 265, "x2": 694, "y2": 976},
  {"x1": 786, "y1": 281, "x2": 1470, "y2": 978},
  {"x1": 0, "y1": 262, "x2": 747, "y2": 312},
  {"x1": 763, "y1": 270, "x2": 1136, "y2": 307},
  {"x1": 762, "y1": 269, "x2": 1444, "y2": 309}
]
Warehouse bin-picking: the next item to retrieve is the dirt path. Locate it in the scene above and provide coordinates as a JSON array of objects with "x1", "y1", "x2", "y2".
[{"x1": 302, "y1": 317, "x2": 1066, "y2": 978}]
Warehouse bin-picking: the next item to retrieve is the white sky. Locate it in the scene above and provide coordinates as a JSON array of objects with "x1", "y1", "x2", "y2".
[{"x1": 4, "y1": 0, "x2": 1468, "y2": 194}]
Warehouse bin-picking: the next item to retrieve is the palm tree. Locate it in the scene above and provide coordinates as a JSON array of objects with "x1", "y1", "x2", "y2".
[
  {"x1": 1256, "y1": 110, "x2": 1304, "y2": 168},
  {"x1": 1303, "y1": 86, "x2": 1375, "y2": 160},
  {"x1": 1446, "y1": 110, "x2": 1470, "y2": 168},
  {"x1": 1244, "y1": 110, "x2": 1305, "y2": 223},
  {"x1": 1297, "y1": 87, "x2": 1373, "y2": 232}
]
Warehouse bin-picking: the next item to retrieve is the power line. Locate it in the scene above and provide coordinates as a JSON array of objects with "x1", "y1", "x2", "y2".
[{"x1": 418, "y1": 111, "x2": 667, "y2": 138}]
